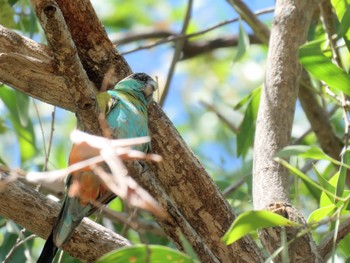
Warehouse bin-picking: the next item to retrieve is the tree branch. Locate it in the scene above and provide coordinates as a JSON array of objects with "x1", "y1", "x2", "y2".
[
  {"x1": 113, "y1": 29, "x2": 262, "y2": 59},
  {"x1": 54, "y1": 0, "x2": 132, "y2": 90},
  {"x1": 319, "y1": 217, "x2": 350, "y2": 259},
  {"x1": 117, "y1": 7, "x2": 274, "y2": 56},
  {"x1": 160, "y1": 0, "x2": 193, "y2": 105},
  {"x1": 30, "y1": 0, "x2": 101, "y2": 134},
  {"x1": 299, "y1": 75, "x2": 342, "y2": 160},
  {"x1": 0, "y1": 173, "x2": 131, "y2": 262},
  {"x1": 227, "y1": 0, "x2": 270, "y2": 43},
  {"x1": 252, "y1": 0, "x2": 322, "y2": 261}
]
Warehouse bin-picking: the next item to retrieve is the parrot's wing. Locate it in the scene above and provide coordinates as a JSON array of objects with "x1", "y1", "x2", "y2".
[{"x1": 97, "y1": 92, "x2": 119, "y2": 116}]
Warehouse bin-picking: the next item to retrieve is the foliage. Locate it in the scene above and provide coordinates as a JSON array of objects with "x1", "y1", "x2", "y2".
[{"x1": 97, "y1": 245, "x2": 199, "y2": 263}]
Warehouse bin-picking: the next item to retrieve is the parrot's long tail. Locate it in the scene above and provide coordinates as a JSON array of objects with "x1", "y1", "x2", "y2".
[{"x1": 37, "y1": 232, "x2": 58, "y2": 263}]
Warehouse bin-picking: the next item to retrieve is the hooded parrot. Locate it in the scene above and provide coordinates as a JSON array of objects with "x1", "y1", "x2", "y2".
[{"x1": 37, "y1": 73, "x2": 157, "y2": 263}]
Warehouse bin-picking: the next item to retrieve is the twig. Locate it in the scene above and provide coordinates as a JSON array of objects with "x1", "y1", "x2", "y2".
[
  {"x1": 226, "y1": 0, "x2": 270, "y2": 44},
  {"x1": 121, "y1": 7, "x2": 274, "y2": 56},
  {"x1": 222, "y1": 177, "x2": 245, "y2": 196},
  {"x1": 200, "y1": 101, "x2": 239, "y2": 133},
  {"x1": 45, "y1": 107, "x2": 56, "y2": 171},
  {"x1": 105, "y1": 207, "x2": 163, "y2": 236},
  {"x1": 26, "y1": 130, "x2": 161, "y2": 186},
  {"x1": 3, "y1": 232, "x2": 37, "y2": 263},
  {"x1": 118, "y1": 33, "x2": 262, "y2": 60},
  {"x1": 33, "y1": 100, "x2": 48, "y2": 166},
  {"x1": 111, "y1": 30, "x2": 174, "y2": 45},
  {"x1": 160, "y1": 0, "x2": 193, "y2": 106},
  {"x1": 89, "y1": 199, "x2": 164, "y2": 236},
  {"x1": 120, "y1": 207, "x2": 138, "y2": 236}
]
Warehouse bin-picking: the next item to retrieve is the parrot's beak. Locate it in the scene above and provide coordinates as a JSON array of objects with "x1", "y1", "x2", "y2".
[{"x1": 143, "y1": 78, "x2": 158, "y2": 103}]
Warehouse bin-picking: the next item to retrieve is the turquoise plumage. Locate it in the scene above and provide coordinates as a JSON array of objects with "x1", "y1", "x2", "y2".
[{"x1": 38, "y1": 73, "x2": 157, "y2": 262}]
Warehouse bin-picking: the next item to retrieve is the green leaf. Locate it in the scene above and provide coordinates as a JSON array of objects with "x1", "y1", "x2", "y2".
[
  {"x1": 222, "y1": 210, "x2": 300, "y2": 245},
  {"x1": 233, "y1": 86, "x2": 261, "y2": 110},
  {"x1": 338, "y1": 232, "x2": 350, "y2": 258},
  {"x1": 0, "y1": 118, "x2": 7, "y2": 134},
  {"x1": 276, "y1": 145, "x2": 311, "y2": 158},
  {"x1": 108, "y1": 197, "x2": 124, "y2": 212},
  {"x1": 277, "y1": 145, "x2": 350, "y2": 169},
  {"x1": 0, "y1": 87, "x2": 36, "y2": 162},
  {"x1": 97, "y1": 245, "x2": 198, "y2": 263},
  {"x1": 331, "y1": 0, "x2": 350, "y2": 51},
  {"x1": 320, "y1": 172, "x2": 350, "y2": 209},
  {"x1": 15, "y1": 90, "x2": 30, "y2": 127},
  {"x1": 299, "y1": 39, "x2": 350, "y2": 96},
  {"x1": 308, "y1": 204, "x2": 336, "y2": 223},
  {"x1": 236, "y1": 87, "x2": 261, "y2": 157},
  {"x1": 0, "y1": 0, "x2": 16, "y2": 28},
  {"x1": 312, "y1": 164, "x2": 336, "y2": 202},
  {"x1": 0, "y1": 156, "x2": 7, "y2": 166},
  {"x1": 233, "y1": 20, "x2": 249, "y2": 62},
  {"x1": 277, "y1": 145, "x2": 334, "y2": 161},
  {"x1": 276, "y1": 158, "x2": 339, "y2": 202}
]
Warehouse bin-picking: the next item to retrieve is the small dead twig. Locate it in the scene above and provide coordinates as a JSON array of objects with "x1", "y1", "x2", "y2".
[
  {"x1": 3, "y1": 229, "x2": 36, "y2": 263},
  {"x1": 160, "y1": 0, "x2": 193, "y2": 106},
  {"x1": 26, "y1": 130, "x2": 165, "y2": 218}
]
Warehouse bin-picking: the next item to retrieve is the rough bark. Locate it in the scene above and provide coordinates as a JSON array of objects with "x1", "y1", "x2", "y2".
[
  {"x1": 319, "y1": 217, "x2": 350, "y2": 260},
  {"x1": 0, "y1": 173, "x2": 131, "y2": 262},
  {"x1": 253, "y1": 0, "x2": 317, "y2": 209},
  {"x1": 147, "y1": 104, "x2": 264, "y2": 262},
  {"x1": 0, "y1": 1, "x2": 265, "y2": 262},
  {"x1": 30, "y1": 0, "x2": 101, "y2": 134},
  {"x1": 252, "y1": 0, "x2": 322, "y2": 261}
]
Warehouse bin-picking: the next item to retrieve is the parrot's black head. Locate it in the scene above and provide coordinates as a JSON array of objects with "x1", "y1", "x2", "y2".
[{"x1": 127, "y1": 73, "x2": 158, "y2": 103}]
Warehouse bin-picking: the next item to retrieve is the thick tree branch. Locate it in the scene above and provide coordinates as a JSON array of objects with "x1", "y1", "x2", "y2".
[
  {"x1": 30, "y1": 0, "x2": 101, "y2": 134},
  {"x1": 113, "y1": 29, "x2": 262, "y2": 59},
  {"x1": 146, "y1": 104, "x2": 264, "y2": 262},
  {"x1": 54, "y1": 0, "x2": 131, "y2": 90},
  {"x1": 252, "y1": 0, "x2": 322, "y2": 261},
  {"x1": 319, "y1": 217, "x2": 350, "y2": 259},
  {"x1": 299, "y1": 76, "x2": 342, "y2": 160},
  {"x1": 0, "y1": 173, "x2": 131, "y2": 262}
]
